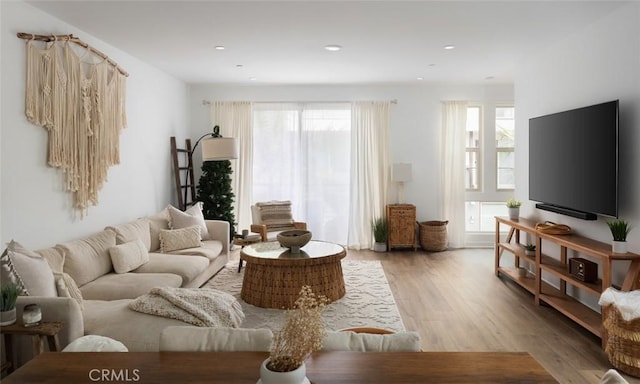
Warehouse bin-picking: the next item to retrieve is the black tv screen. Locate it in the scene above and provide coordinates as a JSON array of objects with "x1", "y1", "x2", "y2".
[{"x1": 529, "y1": 100, "x2": 619, "y2": 220}]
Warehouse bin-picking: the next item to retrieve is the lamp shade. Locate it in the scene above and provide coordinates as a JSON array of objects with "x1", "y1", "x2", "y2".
[
  {"x1": 201, "y1": 137, "x2": 239, "y2": 161},
  {"x1": 391, "y1": 163, "x2": 412, "y2": 183}
]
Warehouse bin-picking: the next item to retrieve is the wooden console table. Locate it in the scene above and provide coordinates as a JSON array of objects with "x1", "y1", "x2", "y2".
[
  {"x1": 2, "y1": 351, "x2": 557, "y2": 383},
  {"x1": 495, "y1": 216, "x2": 640, "y2": 344}
]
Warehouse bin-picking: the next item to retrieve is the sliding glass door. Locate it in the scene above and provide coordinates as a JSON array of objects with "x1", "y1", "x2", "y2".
[{"x1": 252, "y1": 103, "x2": 351, "y2": 244}]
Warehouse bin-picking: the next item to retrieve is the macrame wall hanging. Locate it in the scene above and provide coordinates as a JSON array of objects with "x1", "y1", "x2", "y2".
[{"x1": 17, "y1": 33, "x2": 129, "y2": 218}]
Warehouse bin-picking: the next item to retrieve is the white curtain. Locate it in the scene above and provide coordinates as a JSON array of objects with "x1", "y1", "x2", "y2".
[
  {"x1": 347, "y1": 101, "x2": 390, "y2": 250},
  {"x1": 441, "y1": 101, "x2": 468, "y2": 248},
  {"x1": 252, "y1": 103, "x2": 351, "y2": 244},
  {"x1": 210, "y1": 101, "x2": 253, "y2": 232}
]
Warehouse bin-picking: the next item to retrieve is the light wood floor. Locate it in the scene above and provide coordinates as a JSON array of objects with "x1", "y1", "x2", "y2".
[{"x1": 231, "y1": 247, "x2": 639, "y2": 383}]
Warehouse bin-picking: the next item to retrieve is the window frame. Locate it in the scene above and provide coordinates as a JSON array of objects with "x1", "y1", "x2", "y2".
[
  {"x1": 495, "y1": 105, "x2": 515, "y2": 192},
  {"x1": 465, "y1": 105, "x2": 483, "y2": 192}
]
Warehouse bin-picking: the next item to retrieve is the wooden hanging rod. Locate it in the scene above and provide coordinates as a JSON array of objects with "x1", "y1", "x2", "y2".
[{"x1": 16, "y1": 32, "x2": 129, "y2": 77}]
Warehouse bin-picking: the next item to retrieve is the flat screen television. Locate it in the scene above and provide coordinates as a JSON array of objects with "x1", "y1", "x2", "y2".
[{"x1": 529, "y1": 100, "x2": 619, "y2": 220}]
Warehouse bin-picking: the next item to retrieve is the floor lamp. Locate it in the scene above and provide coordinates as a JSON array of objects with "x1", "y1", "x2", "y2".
[
  {"x1": 391, "y1": 163, "x2": 412, "y2": 204},
  {"x1": 186, "y1": 125, "x2": 239, "y2": 207}
]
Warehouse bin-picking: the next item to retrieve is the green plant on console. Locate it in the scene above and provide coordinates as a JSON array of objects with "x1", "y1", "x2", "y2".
[
  {"x1": 1, "y1": 282, "x2": 19, "y2": 312},
  {"x1": 372, "y1": 217, "x2": 388, "y2": 243},
  {"x1": 506, "y1": 198, "x2": 521, "y2": 208},
  {"x1": 524, "y1": 243, "x2": 536, "y2": 251},
  {"x1": 607, "y1": 219, "x2": 632, "y2": 242}
]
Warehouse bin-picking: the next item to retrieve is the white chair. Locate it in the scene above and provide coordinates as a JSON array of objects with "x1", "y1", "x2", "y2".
[
  {"x1": 250, "y1": 201, "x2": 307, "y2": 241},
  {"x1": 159, "y1": 326, "x2": 273, "y2": 352}
]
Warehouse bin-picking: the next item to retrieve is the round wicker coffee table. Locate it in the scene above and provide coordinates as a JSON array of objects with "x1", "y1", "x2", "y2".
[{"x1": 239, "y1": 240, "x2": 346, "y2": 309}]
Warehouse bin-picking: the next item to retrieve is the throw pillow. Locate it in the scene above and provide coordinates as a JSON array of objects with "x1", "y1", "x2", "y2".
[
  {"x1": 257, "y1": 201, "x2": 294, "y2": 230},
  {"x1": 148, "y1": 208, "x2": 170, "y2": 252},
  {"x1": 159, "y1": 226, "x2": 202, "y2": 253},
  {"x1": 167, "y1": 202, "x2": 210, "y2": 240},
  {"x1": 109, "y1": 239, "x2": 150, "y2": 274},
  {"x1": 106, "y1": 219, "x2": 152, "y2": 251},
  {"x1": 54, "y1": 272, "x2": 84, "y2": 310},
  {"x1": 0, "y1": 240, "x2": 57, "y2": 297}
]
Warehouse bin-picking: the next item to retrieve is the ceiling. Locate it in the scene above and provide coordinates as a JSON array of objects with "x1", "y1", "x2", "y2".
[{"x1": 26, "y1": 1, "x2": 626, "y2": 85}]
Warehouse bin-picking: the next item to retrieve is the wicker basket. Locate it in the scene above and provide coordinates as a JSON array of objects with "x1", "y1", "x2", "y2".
[
  {"x1": 419, "y1": 221, "x2": 448, "y2": 252},
  {"x1": 603, "y1": 304, "x2": 640, "y2": 377}
]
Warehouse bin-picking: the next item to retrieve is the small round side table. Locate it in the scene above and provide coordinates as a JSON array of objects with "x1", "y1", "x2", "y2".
[{"x1": 233, "y1": 235, "x2": 262, "y2": 272}]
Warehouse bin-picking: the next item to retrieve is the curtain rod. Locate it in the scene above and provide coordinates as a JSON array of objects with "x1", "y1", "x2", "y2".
[
  {"x1": 202, "y1": 99, "x2": 397, "y2": 106},
  {"x1": 16, "y1": 32, "x2": 129, "y2": 77}
]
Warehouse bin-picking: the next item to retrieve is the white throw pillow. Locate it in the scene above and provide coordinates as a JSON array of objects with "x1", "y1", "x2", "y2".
[
  {"x1": 0, "y1": 240, "x2": 57, "y2": 297},
  {"x1": 63, "y1": 335, "x2": 128, "y2": 352},
  {"x1": 167, "y1": 203, "x2": 210, "y2": 240},
  {"x1": 109, "y1": 239, "x2": 149, "y2": 274},
  {"x1": 54, "y1": 272, "x2": 84, "y2": 310},
  {"x1": 159, "y1": 226, "x2": 202, "y2": 253}
]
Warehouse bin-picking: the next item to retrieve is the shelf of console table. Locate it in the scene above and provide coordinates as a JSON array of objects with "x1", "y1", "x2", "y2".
[{"x1": 495, "y1": 216, "x2": 640, "y2": 344}]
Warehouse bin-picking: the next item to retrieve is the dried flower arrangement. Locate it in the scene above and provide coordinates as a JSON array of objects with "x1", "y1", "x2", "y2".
[{"x1": 267, "y1": 285, "x2": 329, "y2": 372}]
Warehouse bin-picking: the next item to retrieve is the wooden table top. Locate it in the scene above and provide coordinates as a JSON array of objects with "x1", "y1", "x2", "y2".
[{"x1": 3, "y1": 351, "x2": 557, "y2": 383}]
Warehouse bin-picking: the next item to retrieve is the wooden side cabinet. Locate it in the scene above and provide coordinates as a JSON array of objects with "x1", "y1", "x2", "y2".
[{"x1": 387, "y1": 204, "x2": 416, "y2": 250}]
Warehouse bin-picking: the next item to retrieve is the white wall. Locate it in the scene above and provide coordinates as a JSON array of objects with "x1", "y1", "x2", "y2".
[
  {"x1": 188, "y1": 83, "x2": 513, "y2": 226},
  {"x1": 515, "y1": 2, "x2": 640, "y2": 288},
  {"x1": 0, "y1": 1, "x2": 190, "y2": 248}
]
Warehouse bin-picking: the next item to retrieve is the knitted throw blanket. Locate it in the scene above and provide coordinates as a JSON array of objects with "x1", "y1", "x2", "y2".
[{"x1": 129, "y1": 287, "x2": 245, "y2": 327}]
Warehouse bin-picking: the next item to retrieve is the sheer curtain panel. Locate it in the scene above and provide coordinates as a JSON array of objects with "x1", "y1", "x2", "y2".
[
  {"x1": 441, "y1": 101, "x2": 468, "y2": 248},
  {"x1": 210, "y1": 101, "x2": 253, "y2": 232},
  {"x1": 347, "y1": 101, "x2": 390, "y2": 250},
  {"x1": 252, "y1": 103, "x2": 351, "y2": 244}
]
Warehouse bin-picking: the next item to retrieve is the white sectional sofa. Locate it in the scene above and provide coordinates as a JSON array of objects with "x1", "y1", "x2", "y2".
[{"x1": 10, "y1": 205, "x2": 230, "y2": 360}]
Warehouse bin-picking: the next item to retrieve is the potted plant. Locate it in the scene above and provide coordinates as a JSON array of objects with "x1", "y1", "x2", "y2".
[
  {"x1": 261, "y1": 285, "x2": 327, "y2": 384},
  {"x1": 1, "y1": 282, "x2": 19, "y2": 326},
  {"x1": 607, "y1": 219, "x2": 632, "y2": 254},
  {"x1": 372, "y1": 217, "x2": 388, "y2": 252},
  {"x1": 506, "y1": 198, "x2": 521, "y2": 220},
  {"x1": 523, "y1": 243, "x2": 536, "y2": 257}
]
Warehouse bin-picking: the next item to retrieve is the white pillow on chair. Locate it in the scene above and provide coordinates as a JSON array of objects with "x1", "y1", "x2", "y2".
[{"x1": 322, "y1": 331, "x2": 422, "y2": 352}]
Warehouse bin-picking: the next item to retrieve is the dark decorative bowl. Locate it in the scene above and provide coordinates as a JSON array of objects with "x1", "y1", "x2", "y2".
[{"x1": 277, "y1": 230, "x2": 312, "y2": 253}]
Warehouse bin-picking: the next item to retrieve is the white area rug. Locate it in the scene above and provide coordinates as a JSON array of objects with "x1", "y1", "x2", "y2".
[{"x1": 206, "y1": 260, "x2": 405, "y2": 332}]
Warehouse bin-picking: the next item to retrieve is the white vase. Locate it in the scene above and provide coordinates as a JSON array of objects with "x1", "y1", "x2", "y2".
[
  {"x1": 612, "y1": 241, "x2": 627, "y2": 254},
  {"x1": 373, "y1": 242, "x2": 387, "y2": 252},
  {"x1": 0, "y1": 308, "x2": 16, "y2": 326},
  {"x1": 508, "y1": 207, "x2": 520, "y2": 220},
  {"x1": 525, "y1": 250, "x2": 535, "y2": 257},
  {"x1": 259, "y1": 359, "x2": 308, "y2": 384}
]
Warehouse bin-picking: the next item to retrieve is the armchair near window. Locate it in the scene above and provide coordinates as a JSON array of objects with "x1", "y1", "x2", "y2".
[{"x1": 250, "y1": 201, "x2": 307, "y2": 241}]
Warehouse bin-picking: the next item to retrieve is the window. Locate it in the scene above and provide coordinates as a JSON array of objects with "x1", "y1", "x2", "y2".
[
  {"x1": 465, "y1": 106, "x2": 481, "y2": 191},
  {"x1": 496, "y1": 107, "x2": 515, "y2": 190},
  {"x1": 252, "y1": 103, "x2": 351, "y2": 244},
  {"x1": 465, "y1": 104, "x2": 515, "y2": 236}
]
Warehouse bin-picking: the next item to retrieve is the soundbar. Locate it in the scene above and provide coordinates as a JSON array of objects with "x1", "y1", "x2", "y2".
[{"x1": 535, "y1": 203, "x2": 597, "y2": 220}]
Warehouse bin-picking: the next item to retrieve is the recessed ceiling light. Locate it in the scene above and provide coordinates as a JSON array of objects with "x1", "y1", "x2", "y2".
[
  {"x1": 443, "y1": 45, "x2": 455, "y2": 50},
  {"x1": 428, "y1": 63, "x2": 436, "y2": 67},
  {"x1": 249, "y1": 77, "x2": 257, "y2": 81},
  {"x1": 324, "y1": 45, "x2": 342, "y2": 51},
  {"x1": 485, "y1": 76, "x2": 495, "y2": 80},
  {"x1": 214, "y1": 46, "x2": 225, "y2": 50},
  {"x1": 417, "y1": 77, "x2": 424, "y2": 81},
  {"x1": 236, "y1": 64, "x2": 243, "y2": 68}
]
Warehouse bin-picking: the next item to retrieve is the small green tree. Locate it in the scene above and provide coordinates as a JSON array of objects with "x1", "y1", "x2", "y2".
[{"x1": 196, "y1": 129, "x2": 237, "y2": 240}]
